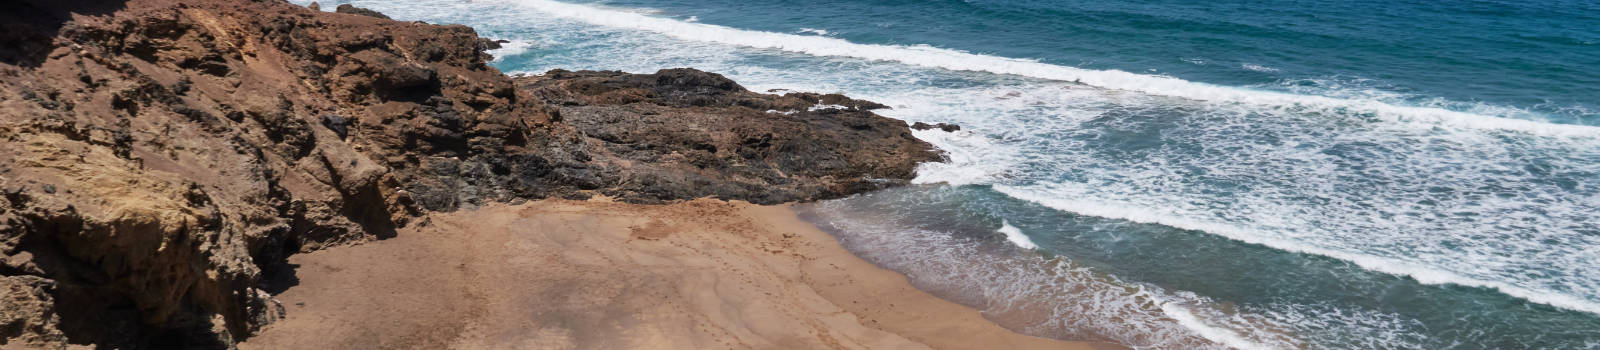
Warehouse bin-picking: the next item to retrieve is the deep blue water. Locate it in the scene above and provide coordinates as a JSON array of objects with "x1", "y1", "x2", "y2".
[
  {"x1": 597, "y1": 0, "x2": 1600, "y2": 125},
  {"x1": 302, "y1": 0, "x2": 1600, "y2": 348}
]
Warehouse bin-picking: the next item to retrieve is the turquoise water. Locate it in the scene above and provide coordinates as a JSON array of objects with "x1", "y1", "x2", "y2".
[{"x1": 303, "y1": 0, "x2": 1599, "y2": 348}]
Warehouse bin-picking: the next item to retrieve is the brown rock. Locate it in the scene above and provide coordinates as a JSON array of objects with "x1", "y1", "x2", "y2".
[
  {"x1": 0, "y1": 276, "x2": 65, "y2": 347},
  {"x1": 518, "y1": 69, "x2": 942, "y2": 204},
  {"x1": 333, "y1": 4, "x2": 390, "y2": 20},
  {"x1": 0, "y1": 0, "x2": 942, "y2": 348}
]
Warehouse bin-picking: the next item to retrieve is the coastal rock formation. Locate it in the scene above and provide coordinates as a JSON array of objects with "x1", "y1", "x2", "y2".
[
  {"x1": 518, "y1": 69, "x2": 941, "y2": 204},
  {"x1": 0, "y1": 0, "x2": 938, "y2": 348},
  {"x1": 911, "y1": 122, "x2": 962, "y2": 132}
]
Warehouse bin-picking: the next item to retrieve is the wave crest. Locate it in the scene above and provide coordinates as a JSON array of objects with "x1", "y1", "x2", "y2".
[{"x1": 504, "y1": 0, "x2": 1597, "y2": 138}]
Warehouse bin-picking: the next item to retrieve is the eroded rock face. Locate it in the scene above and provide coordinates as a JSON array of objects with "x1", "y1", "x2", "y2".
[
  {"x1": 0, "y1": 1, "x2": 939, "y2": 348},
  {"x1": 0, "y1": 2, "x2": 469, "y2": 346}
]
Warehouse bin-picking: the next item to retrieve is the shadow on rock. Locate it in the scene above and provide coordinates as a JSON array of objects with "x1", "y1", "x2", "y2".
[{"x1": 0, "y1": 0, "x2": 129, "y2": 67}]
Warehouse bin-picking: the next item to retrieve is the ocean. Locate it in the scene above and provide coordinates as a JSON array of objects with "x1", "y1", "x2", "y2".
[{"x1": 296, "y1": 0, "x2": 1600, "y2": 348}]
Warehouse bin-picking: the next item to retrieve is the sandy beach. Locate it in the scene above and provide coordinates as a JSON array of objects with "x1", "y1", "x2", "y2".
[{"x1": 238, "y1": 199, "x2": 1119, "y2": 349}]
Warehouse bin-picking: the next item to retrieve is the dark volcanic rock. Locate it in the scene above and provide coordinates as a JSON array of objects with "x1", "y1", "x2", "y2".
[
  {"x1": 519, "y1": 69, "x2": 941, "y2": 204},
  {"x1": 319, "y1": 114, "x2": 349, "y2": 139},
  {"x1": 911, "y1": 122, "x2": 962, "y2": 132},
  {"x1": 0, "y1": 0, "x2": 941, "y2": 348}
]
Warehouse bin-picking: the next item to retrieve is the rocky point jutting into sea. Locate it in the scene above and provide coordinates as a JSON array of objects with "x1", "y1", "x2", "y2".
[{"x1": 0, "y1": 0, "x2": 957, "y2": 348}]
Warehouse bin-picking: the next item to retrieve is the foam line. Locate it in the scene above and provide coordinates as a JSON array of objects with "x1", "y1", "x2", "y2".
[
  {"x1": 998, "y1": 220, "x2": 1039, "y2": 249},
  {"x1": 496, "y1": 0, "x2": 1600, "y2": 316},
  {"x1": 991, "y1": 185, "x2": 1600, "y2": 316},
  {"x1": 504, "y1": 0, "x2": 1598, "y2": 138},
  {"x1": 1159, "y1": 302, "x2": 1275, "y2": 350}
]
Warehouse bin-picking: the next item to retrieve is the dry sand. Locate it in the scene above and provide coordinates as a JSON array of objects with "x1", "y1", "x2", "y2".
[{"x1": 239, "y1": 199, "x2": 1122, "y2": 350}]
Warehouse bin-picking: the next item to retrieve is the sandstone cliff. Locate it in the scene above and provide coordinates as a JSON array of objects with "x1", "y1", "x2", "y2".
[{"x1": 0, "y1": 0, "x2": 939, "y2": 348}]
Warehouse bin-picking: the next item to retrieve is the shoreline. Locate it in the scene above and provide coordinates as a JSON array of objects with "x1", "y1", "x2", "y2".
[{"x1": 239, "y1": 198, "x2": 1122, "y2": 349}]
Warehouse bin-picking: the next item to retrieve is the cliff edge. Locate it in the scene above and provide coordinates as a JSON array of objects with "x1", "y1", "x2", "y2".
[{"x1": 0, "y1": 0, "x2": 939, "y2": 348}]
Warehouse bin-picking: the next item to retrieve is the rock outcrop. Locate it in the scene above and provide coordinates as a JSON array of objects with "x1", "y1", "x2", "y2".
[
  {"x1": 0, "y1": 0, "x2": 939, "y2": 348},
  {"x1": 516, "y1": 69, "x2": 940, "y2": 204},
  {"x1": 911, "y1": 122, "x2": 962, "y2": 132}
]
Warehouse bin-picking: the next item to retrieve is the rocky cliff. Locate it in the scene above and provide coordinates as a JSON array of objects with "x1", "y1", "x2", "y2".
[{"x1": 0, "y1": 0, "x2": 939, "y2": 348}]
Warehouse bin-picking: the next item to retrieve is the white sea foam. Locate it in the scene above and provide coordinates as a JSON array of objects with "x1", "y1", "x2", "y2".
[
  {"x1": 1241, "y1": 63, "x2": 1280, "y2": 73},
  {"x1": 781, "y1": 64, "x2": 1600, "y2": 318},
  {"x1": 807, "y1": 200, "x2": 1253, "y2": 349},
  {"x1": 1160, "y1": 302, "x2": 1275, "y2": 350},
  {"x1": 991, "y1": 185, "x2": 1600, "y2": 316},
  {"x1": 908, "y1": 128, "x2": 1021, "y2": 186},
  {"x1": 808, "y1": 186, "x2": 1477, "y2": 349},
  {"x1": 806, "y1": 103, "x2": 850, "y2": 111},
  {"x1": 501, "y1": 0, "x2": 1597, "y2": 137},
  {"x1": 874, "y1": 82, "x2": 1600, "y2": 318},
  {"x1": 997, "y1": 220, "x2": 1039, "y2": 249},
  {"x1": 798, "y1": 27, "x2": 830, "y2": 36},
  {"x1": 485, "y1": 39, "x2": 535, "y2": 61}
]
